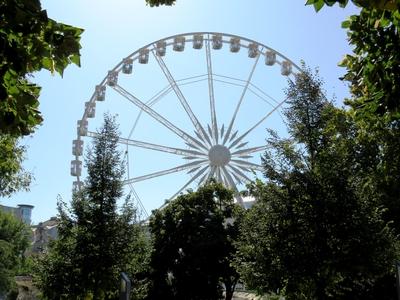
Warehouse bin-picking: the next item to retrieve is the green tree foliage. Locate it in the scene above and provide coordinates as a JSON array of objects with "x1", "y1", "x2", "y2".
[
  {"x1": 306, "y1": 0, "x2": 398, "y2": 11},
  {"x1": 341, "y1": 8, "x2": 400, "y2": 121},
  {"x1": 235, "y1": 66, "x2": 399, "y2": 299},
  {"x1": 0, "y1": 135, "x2": 31, "y2": 197},
  {"x1": 33, "y1": 115, "x2": 149, "y2": 300},
  {"x1": 148, "y1": 181, "x2": 242, "y2": 300},
  {"x1": 145, "y1": 0, "x2": 176, "y2": 7},
  {"x1": 307, "y1": 0, "x2": 400, "y2": 242},
  {"x1": 0, "y1": 210, "x2": 30, "y2": 295},
  {"x1": 306, "y1": 0, "x2": 400, "y2": 120},
  {"x1": 0, "y1": 0, "x2": 83, "y2": 136}
]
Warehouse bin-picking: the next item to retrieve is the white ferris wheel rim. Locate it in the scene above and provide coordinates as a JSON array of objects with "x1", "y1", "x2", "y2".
[{"x1": 71, "y1": 32, "x2": 301, "y2": 216}]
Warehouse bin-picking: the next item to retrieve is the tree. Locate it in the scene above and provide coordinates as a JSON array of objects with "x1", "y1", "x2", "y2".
[
  {"x1": 145, "y1": 0, "x2": 176, "y2": 7},
  {"x1": 0, "y1": 0, "x2": 83, "y2": 199},
  {"x1": 148, "y1": 181, "x2": 242, "y2": 300},
  {"x1": 0, "y1": 134, "x2": 32, "y2": 197},
  {"x1": 1, "y1": 0, "x2": 83, "y2": 136},
  {"x1": 235, "y1": 65, "x2": 399, "y2": 299},
  {"x1": 33, "y1": 115, "x2": 149, "y2": 300},
  {"x1": 306, "y1": 0, "x2": 398, "y2": 11},
  {"x1": 305, "y1": 0, "x2": 400, "y2": 120},
  {"x1": 306, "y1": 0, "x2": 400, "y2": 237},
  {"x1": 0, "y1": 210, "x2": 30, "y2": 296}
]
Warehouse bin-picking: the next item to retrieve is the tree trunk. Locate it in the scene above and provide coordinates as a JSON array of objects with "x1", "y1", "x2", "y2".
[
  {"x1": 224, "y1": 278, "x2": 238, "y2": 300},
  {"x1": 225, "y1": 288, "x2": 234, "y2": 300}
]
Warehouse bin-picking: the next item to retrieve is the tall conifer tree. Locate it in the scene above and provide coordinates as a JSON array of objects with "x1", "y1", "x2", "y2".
[{"x1": 34, "y1": 115, "x2": 149, "y2": 300}]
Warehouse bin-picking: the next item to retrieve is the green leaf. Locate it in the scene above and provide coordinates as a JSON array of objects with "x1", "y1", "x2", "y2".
[
  {"x1": 305, "y1": 0, "x2": 318, "y2": 5},
  {"x1": 312, "y1": 0, "x2": 326, "y2": 11},
  {"x1": 325, "y1": 0, "x2": 338, "y2": 6},
  {"x1": 341, "y1": 18, "x2": 351, "y2": 28},
  {"x1": 70, "y1": 54, "x2": 81, "y2": 67},
  {"x1": 41, "y1": 57, "x2": 55, "y2": 73},
  {"x1": 0, "y1": 1, "x2": 83, "y2": 136}
]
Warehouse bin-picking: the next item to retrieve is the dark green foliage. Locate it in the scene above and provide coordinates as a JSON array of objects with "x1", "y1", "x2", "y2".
[
  {"x1": 305, "y1": 0, "x2": 400, "y2": 241},
  {"x1": 235, "y1": 66, "x2": 399, "y2": 299},
  {"x1": 0, "y1": 210, "x2": 30, "y2": 294},
  {"x1": 145, "y1": 0, "x2": 176, "y2": 7},
  {"x1": 306, "y1": 0, "x2": 400, "y2": 120},
  {"x1": 341, "y1": 7, "x2": 400, "y2": 121},
  {"x1": 148, "y1": 181, "x2": 242, "y2": 300},
  {"x1": 0, "y1": 134, "x2": 32, "y2": 197},
  {"x1": 33, "y1": 115, "x2": 149, "y2": 300},
  {"x1": 0, "y1": 0, "x2": 82, "y2": 200},
  {"x1": 305, "y1": 0, "x2": 398, "y2": 11},
  {"x1": 0, "y1": 0, "x2": 83, "y2": 136}
]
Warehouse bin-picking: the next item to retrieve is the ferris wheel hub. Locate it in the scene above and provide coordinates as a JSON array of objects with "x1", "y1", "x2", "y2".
[{"x1": 208, "y1": 144, "x2": 231, "y2": 167}]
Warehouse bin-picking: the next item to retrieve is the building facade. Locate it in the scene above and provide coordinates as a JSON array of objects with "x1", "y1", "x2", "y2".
[{"x1": 0, "y1": 204, "x2": 34, "y2": 224}]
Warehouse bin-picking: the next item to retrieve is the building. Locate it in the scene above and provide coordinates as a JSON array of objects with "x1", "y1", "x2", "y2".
[
  {"x1": 242, "y1": 196, "x2": 255, "y2": 209},
  {"x1": 0, "y1": 204, "x2": 60, "y2": 253},
  {"x1": 0, "y1": 204, "x2": 34, "y2": 224},
  {"x1": 31, "y1": 217, "x2": 59, "y2": 253}
]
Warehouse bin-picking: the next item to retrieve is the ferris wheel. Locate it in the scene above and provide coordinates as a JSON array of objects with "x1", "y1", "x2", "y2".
[{"x1": 71, "y1": 32, "x2": 300, "y2": 218}]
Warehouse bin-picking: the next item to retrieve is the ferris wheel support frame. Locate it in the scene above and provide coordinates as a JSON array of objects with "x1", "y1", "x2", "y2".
[{"x1": 71, "y1": 32, "x2": 301, "y2": 215}]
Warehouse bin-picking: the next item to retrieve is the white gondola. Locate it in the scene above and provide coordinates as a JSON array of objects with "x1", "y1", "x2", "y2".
[
  {"x1": 281, "y1": 61, "x2": 292, "y2": 76},
  {"x1": 77, "y1": 119, "x2": 88, "y2": 136},
  {"x1": 156, "y1": 41, "x2": 166, "y2": 56},
  {"x1": 70, "y1": 160, "x2": 82, "y2": 177},
  {"x1": 138, "y1": 48, "x2": 149, "y2": 64},
  {"x1": 173, "y1": 36, "x2": 185, "y2": 52},
  {"x1": 95, "y1": 85, "x2": 105, "y2": 101},
  {"x1": 230, "y1": 37, "x2": 240, "y2": 53},
  {"x1": 72, "y1": 139, "x2": 83, "y2": 156},
  {"x1": 192, "y1": 34, "x2": 203, "y2": 49},
  {"x1": 265, "y1": 51, "x2": 276, "y2": 66},
  {"x1": 122, "y1": 58, "x2": 133, "y2": 74},
  {"x1": 107, "y1": 70, "x2": 118, "y2": 86},
  {"x1": 85, "y1": 101, "x2": 96, "y2": 118},
  {"x1": 248, "y1": 43, "x2": 258, "y2": 58},
  {"x1": 212, "y1": 34, "x2": 223, "y2": 50},
  {"x1": 72, "y1": 181, "x2": 83, "y2": 191}
]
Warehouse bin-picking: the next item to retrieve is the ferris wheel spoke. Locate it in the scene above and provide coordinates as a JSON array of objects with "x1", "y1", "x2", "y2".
[
  {"x1": 198, "y1": 165, "x2": 216, "y2": 186},
  {"x1": 221, "y1": 166, "x2": 244, "y2": 205},
  {"x1": 213, "y1": 74, "x2": 279, "y2": 106},
  {"x1": 223, "y1": 53, "x2": 261, "y2": 145},
  {"x1": 207, "y1": 165, "x2": 217, "y2": 181},
  {"x1": 128, "y1": 184, "x2": 149, "y2": 219},
  {"x1": 205, "y1": 36, "x2": 218, "y2": 144},
  {"x1": 117, "y1": 136, "x2": 207, "y2": 158},
  {"x1": 126, "y1": 86, "x2": 172, "y2": 141},
  {"x1": 168, "y1": 165, "x2": 209, "y2": 200},
  {"x1": 228, "y1": 96, "x2": 288, "y2": 150},
  {"x1": 231, "y1": 159, "x2": 264, "y2": 172},
  {"x1": 124, "y1": 159, "x2": 208, "y2": 184},
  {"x1": 227, "y1": 164, "x2": 252, "y2": 183},
  {"x1": 228, "y1": 169, "x2": 243, "y2": 185},
  {"x1": 198, "y1": 169, "x2": 211, "y2": 187},
  {"x1": 151, "y1": 49, "x2": 212, "y2": 147},
  {"x1": 231, "y1": 145, "x2": 268, "y2": 156},
  {"x1": 248, "y1": 82, "x2": 280, "y2": 105},
  {"x1": 220, "y1": 171, "x2": 230, "y2": 189},
  {"x1": 220, "y1": 166, "x2": 237, "y2": 190},
  {"x1": 215, "y1": 167, "x2": 223, "y2": 183},
  {"x1": 216, "y1": 167, "x2": 225, "y2": 183},
  {"x1": 113, "y1": 84, "x2": 207, "y2": 151}
]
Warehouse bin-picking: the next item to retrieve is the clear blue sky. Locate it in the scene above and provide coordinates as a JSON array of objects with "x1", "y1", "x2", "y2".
[{"x1": 2, "y1": 0, "x2": 359, "y2": 224}]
